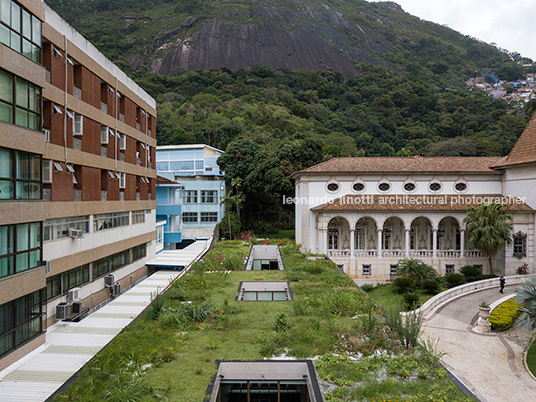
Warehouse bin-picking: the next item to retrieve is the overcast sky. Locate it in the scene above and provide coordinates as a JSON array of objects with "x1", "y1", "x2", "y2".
[{"x1": 366, "y1": 0, "x2": 536, "y2": 60}]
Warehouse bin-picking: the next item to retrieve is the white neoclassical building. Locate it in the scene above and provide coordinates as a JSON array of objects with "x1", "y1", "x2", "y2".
[{"x1": 293, "y1": 115, "x2": 536, "y2": 280}]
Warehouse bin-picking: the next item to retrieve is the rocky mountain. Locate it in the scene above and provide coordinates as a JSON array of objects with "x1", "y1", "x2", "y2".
[{"x1": 46, "y1": 0, "x2": 520, "y2": 81}]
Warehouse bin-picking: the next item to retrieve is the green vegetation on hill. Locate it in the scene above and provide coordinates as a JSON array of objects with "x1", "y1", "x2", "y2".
[{"x1": 53, "y1": 240, "x2": 472, "y2": 401}]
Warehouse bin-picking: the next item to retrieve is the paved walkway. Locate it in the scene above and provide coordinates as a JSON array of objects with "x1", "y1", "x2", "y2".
[
  {"x1": 0, "y1": 240, "x2": 209, "y2": 402},
  {"x1": 422, "y1": 284, "x2": 536, "y2": 402}
]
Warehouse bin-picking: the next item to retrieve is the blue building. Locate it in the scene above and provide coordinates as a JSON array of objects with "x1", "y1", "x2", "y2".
[
  {"x1": 156, "y1": 145, "x2": 225, "y2": 246},
  {"x1": 155, "y1": 176, "x2": 183, "y2": 247}
]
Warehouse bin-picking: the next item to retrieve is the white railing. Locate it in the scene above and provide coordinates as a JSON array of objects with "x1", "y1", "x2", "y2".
[
  {"x1": 465, "y1": 250, "x2": 483, "y2": 258},
  {"x1": 354, "y1": 250, "x2": 378, "y2": 257},
  {"x1": 437, "y1": 250, "x2": 461, "y2": 258},
  {"x1": 401, "y1": 275, "x2": 530, "y2": 319},
  {"x1": 326, "y1": 250, "x2": 351, "y2": 257},
  {"x1": 409, "y1": 250, "x2": 433, "y2": 258},
  {"x1": 382, "y1": 249, "x2": 405, "y2": 257}
]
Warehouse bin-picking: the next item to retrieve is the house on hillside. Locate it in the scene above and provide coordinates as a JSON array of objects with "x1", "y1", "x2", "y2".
[{"x1": 293, "y1": 115, "x2": 536, "y2": 280}]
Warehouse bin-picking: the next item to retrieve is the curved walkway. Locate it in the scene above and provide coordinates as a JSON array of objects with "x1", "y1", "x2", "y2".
[{"x1": 421, "y1": 284, "x2": 536, "y2": 402}]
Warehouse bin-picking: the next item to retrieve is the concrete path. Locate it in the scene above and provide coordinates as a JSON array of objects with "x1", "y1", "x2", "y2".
[
  {"x1": 421, "y1": 284, "x2": 536, "y2": 402},
  {"x1": 0, "y1": 240, "x2": 209, "y2": 402}
]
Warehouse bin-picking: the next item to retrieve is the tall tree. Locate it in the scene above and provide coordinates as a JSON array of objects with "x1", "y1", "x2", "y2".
[{"x1": 463, "y1": 203, "x2": 513, "y2": 275}]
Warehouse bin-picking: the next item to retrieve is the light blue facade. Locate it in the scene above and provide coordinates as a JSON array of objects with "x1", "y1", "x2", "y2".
[
  {"x1": 156, "y1": 145, "x2": 225, "y2": 242},
  {"x1": 155, "y1": 184, "x2": 183, "y2": 246}
]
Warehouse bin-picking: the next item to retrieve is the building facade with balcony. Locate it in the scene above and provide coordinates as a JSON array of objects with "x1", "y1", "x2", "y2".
[
  {"x1": 0, "y1": 0, "x2": 157, "y2": 370},
  {"x1": 156, "y1": 144, "x2": 225, "y2": 241},
  {"x1": 293, "y1": 115, "x2": 536, "y2": 280},
  {"x1": 155, "y1": 175, "x2": 183, "y2": 247}
]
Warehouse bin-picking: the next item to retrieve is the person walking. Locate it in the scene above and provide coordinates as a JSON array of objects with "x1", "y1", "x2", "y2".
[{"x1": 499, "y1": 276, "x2": 505, "y2": 294}]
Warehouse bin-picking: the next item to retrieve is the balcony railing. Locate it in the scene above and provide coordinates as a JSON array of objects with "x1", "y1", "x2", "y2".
[
  {"x1": 465, "y1": 250, "x2": 483, "y2": 258},
  {"x1": 437, "y1": 250, "x2": 461, "y2": 258},
  {"x1": 326, "y1": 249, "x2": 484, "y2": 259},
  {"x1": 354, "y1": 250, "x2": 378, "y2": 257}
]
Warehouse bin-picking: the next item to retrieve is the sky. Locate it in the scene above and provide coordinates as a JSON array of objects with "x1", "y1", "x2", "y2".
[{"x1": 366, "y1": 0, "x2": 536, "y2": 61}]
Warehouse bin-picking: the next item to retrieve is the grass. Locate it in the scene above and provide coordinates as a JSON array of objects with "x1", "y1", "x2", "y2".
[
  {"x1": 527, "y1": 338, "x2": 536, "y2": 378},
  {"x1": 368, "y1": 283, "x2": 432, "y2": 312},
  {"x1": 255, "y1": 229, "x2": 295, "y2": 239},
  {"x1": 53, "y1": 240, "x2": 472, "y2": 402}
]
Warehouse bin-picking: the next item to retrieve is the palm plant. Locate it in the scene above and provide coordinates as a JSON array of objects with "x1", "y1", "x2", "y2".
[
  {"x1": 516, "y1": 275, "x2": 536, "y2": 331},
  {"x1": 397, "y1": 259, "x2": 436, "y2": 287},
  {"x1": 463, "y1": 203, "x2": 513, "y2": 275}
]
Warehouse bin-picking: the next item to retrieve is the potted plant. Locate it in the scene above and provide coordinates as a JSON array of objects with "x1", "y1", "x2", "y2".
[{"x1": 477, "y1": 301, "x2": 491, "y2": 333}]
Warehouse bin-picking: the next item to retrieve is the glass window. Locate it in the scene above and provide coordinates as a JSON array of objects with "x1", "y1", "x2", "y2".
[
  {"x1": 43, "y1": 216, "x2": 89, "y2": 241},
  {"x1": 182, "y1": 212, "x2": 198, "y2": 223},
  {"x1": 201, "y1": 190, "x2": 217, "y2": 204},
  {"x1": 132, "y1": 210, "x2": 145, "y2": 224},
  {"x1": 200, "y1": 212, "x2": 218, "y2": 222},
  {"x1": 183, "y1": 190, "x2": 197, "y2": 204},
  {"x1": 0, "y1": 222, "x2": 41, "y2": 279},
  {"x1": 327, "y1": 183, "x2": 339, "y2": 192},
  {"x1": 93, "y1": 212, "x2": 129, "y2": 232},
  {"x1": 0, "y1": 0, "x2": 41, "y2": 62},
  {"x1": 0, "y1": 149, "x2": 41, "y2": 200},
  {"x1": 132, "y1": 244, "x2": 146, "y2": 261},
  {"x1": 378, "y1": 182, "x2": 390, "y2": 192},
  {"x1": 0, "y1": 70, "x2": 41, "y2": 130}
]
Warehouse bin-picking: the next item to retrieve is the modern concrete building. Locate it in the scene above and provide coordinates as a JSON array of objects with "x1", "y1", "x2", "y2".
[
  {"x1": 293, "y1": 115, "x2": 536, "y2": 281},
  {"x1": 156, "y1": 144, "x2": 225, "y2": 242},
  {"x1": 0, "y1": 0, "x2": 157, "y2": 370}
]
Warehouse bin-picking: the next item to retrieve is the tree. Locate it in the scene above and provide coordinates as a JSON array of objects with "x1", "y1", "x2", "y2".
[
  {"x1": 397, "y1": 259, "x2": 436, "y2": 287},
  {"x1": 463, "y1": 203, "x2": 513, "y2": 275},
  {"x1": 516, "y1": 276, "x2": 536, "y2": 331}
]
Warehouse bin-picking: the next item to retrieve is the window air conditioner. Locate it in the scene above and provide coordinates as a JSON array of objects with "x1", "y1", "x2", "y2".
[
  {"x1": 104, "y1": 274, "x2": 115, "y2": 287},
  {"x1": 67, "y1": 287, "x2": 81, "y2": 302}
]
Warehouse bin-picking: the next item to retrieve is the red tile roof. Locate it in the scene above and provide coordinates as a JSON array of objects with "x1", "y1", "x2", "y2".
[
  {"x1": 293, "y1": 156, "x2": 502, "y2": 177},
  {"x1": 311, "y1": 194, "x2": 533, "y2": 212},
  {"x1": 156, "y1": 175, "x2": 181, "y2": 185},
  {"x1": 492, "y1": 114, "x2": 536, "y2": 168}
]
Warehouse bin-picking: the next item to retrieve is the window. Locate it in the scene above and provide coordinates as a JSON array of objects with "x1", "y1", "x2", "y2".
[
  {"x1": 327, "y1": 182, "x2": 339, "y2": 192},
  {"x1": 0, "y1": 222, "x2": 41, "y2": 279},
  {"x1": 93, "y1": 212, "x2": 129, "y2": 232},
  {"x1": 201, "y1": 190, "x2": 217, "y2": 204},
  {"x1": 132, "y1": 210, "x2": 145, "y2": 224},
  {"x1": 327, "y1": 226, "x2": 339, "y2": 249},
  {"x1": 378, "y1": 182, "x2": 391, "y2": 192},
  {"x1": 0, "y1": 290, "x2": 43, "y2": 358},
  {"x1": 182, "y1": 212, "x2": 198, "y2": 223},
  {"x1": 73, "y1": 113, "x2": 83, "y2": 136},
  {"x1": 100, "y1": 125, "x2": 109, "y2": 144},
  {"x1": 156, "y1": 225, "x2": 163, "y2": 245},
  {"x1": 170, "y1": 160, "x2": 194, "y2": 171},
  {"x1": 93, "y1": 249, "x2": 130, "y2": 278},
  {"x1": 429, "y1": 182, "x2": 442, "y2": 192},
  {"x1": 42, "y1": 159, "x2": 51, "y2": 183},
  {"x1": 0, "y1": 147, "x2": 41, "y2": 200},
  {"x1": 61, "y1": 264, "x2": 90, "y2": 293},
  {"x1": 353, "y1": 182, "x2": 365, "y2": 192},
  {"x1": 132, "y1": 244, "x2": 146, "y2": 261},
  {"x1": 200, "y1": 212, "x2": 218, "y2": 222},
  {"x1": 155, "y1": 161, "x2": 168, "y2": 171},
  {"x1": 390, "y1": 264, "x2": 398, "y2": 275},
  {"x1": 0, "y1": 70, "x2": 41, "y2": 130},
  {"x1": 454, "y1": 182, "x2": 467, "y2": 192},
  {"x1": 513, "y1": 231, "x2": 527, "y2": 258},
  {"x1": 46, "y1": 275, "x2": 61, "y2": 300},
  {"x1": 403, "y1": 182, "x2": 416, "y2": 192},
  {"x1": 362, "y1": 264, "x2": 371, "y2": 275},
  {"x1": 119, "y1": 133, "x2": 126, "y2": 151},
  {"x1": 195, "y1": 160, "x2": 204, "y2": 170},
  {"x1": 445, "y1": 264, "x2": 455, "y2": 274},
  {"x1": 0, "y1": 0, "x2": 41, "y2": 62},
  {"x1": 43, "y1": 216, "x2": 89, "y2": 241},
  {"x1": 119, "y1": 172, "x2": 126, "y2": 189},
  {"x1": 184, "y1": 190, "x2": 197, "y2": 204}
]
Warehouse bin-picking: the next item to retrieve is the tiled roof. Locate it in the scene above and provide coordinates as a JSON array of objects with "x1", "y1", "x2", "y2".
[
  {"x1": 293, "y1": 156, "x2": 502, "y2": 176},
  {"x1": 311, "y1": 194, "x2": 533, "y2": 212},
  {"x1": 156, "y1": 175, "x2": 180, "y2": 185},
  {"x1": 492, "y1": 114, "x2": 536, "y2": 168}
]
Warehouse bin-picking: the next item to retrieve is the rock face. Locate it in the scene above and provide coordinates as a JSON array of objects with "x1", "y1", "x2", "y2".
[{"x1": 153, "y1": 5, "x2": 384, "y2": 76}]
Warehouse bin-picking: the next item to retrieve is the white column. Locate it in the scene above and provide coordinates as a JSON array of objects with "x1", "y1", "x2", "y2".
[
  {"x1": 321, "y1": 229, "x2": 327, "y2": 254},
  {"x1": 405, "y1": 229, "x2": 410, "y2": 257},
  {"x1": 350, "y1": 229, "x2": 355, "y2": 256},
  {"x1": 432, "y1": 229, "x2": 438, "y2": 257},
  {"x1": 377, "y1": 229, "x2": 382, "y2": 257},
  {"x1": 460, "y1": 229, "x2": 465, "y2": 258}
]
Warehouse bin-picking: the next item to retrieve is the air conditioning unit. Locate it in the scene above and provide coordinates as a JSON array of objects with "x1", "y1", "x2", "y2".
[
  {"x1": 67, "y1": 287, "x2": 81, "y2": 302},
  {"x1": 112, "y1": 282, "x2": 121, "y2": 297},
  {"x1": 56, "y1": 302, "x2": 70, "y2": 320},
  {"x1": 104, "y1": 274, "x2": 115, "y2": 287},
  {"x1": 43, "y1": 129, "x2": 51, "y2": 142},
  {"x1": 69, "y1": 228, "x2": 83, "y2": 239},
  {"x1": 71, "y1": 301, "x2": 82, "y2": 315},
  {"x1": 45, "y1": 260, "x2": 51, "y2": 274}
]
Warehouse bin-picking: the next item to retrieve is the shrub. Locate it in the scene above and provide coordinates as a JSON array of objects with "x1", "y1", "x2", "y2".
[
  {"x1": 403, "y1": 293, "x2": 420, "y2": 310},
  {"x1": 392, "y1": 277, "x2": 415, "y2": 294},
  {"x1": 219, "y1": 211, "x2": 241, "y2": 240},
  {"x1": 421, "y1": 279, "x2": 441, "y2": 295},
  {"x1": 303, "y1": 263, "x2": 324, "y2": 274},
  {"x1": 252, "y1": 220, "x2": 278, "y2": 234},
  {"x1": 360, "y1": 283, "x2": 374, "y2": 292},
  {"x1": 517, "y1": 263, "x2": 529, "y2": 275},
  {"x1": 490, "y1": 299, "x2": 522, "y2": 331},
  {"x1": 397, "y1": 259, "x2": 436, "y2": 287},
  {"x1": 223, "y1": 253, "x2": 244, "y2": 271},
  {"x1": 460, "y1": 265, "x2": 482, "y2": 282},
  {"x1": 386, "y1": 308, "x2": 423, "y2": 348},
  {"x1": 444, "y1": 273, "x2": 466, "y2": 288},
  {"x1": 273, "y1": 313, "x2": 291, "y2": 332}
]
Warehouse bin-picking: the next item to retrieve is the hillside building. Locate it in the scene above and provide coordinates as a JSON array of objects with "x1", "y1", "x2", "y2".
[
  {"x1": 156, "y1": 144, "x2": 225, "y2": 243},
  {"x1": 0, "y1": 0, "x2": 157, "y2": 370},
  {"x1": 293, "y1": 115, "x2": 536, "y2": 281}
]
